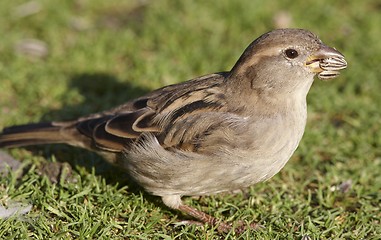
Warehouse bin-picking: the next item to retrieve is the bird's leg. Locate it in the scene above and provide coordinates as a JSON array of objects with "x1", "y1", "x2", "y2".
[
  {"x1": 178, "y1": 204, "x2": 232, "y2": 232},
  {"x1": 163, "y1": 196, "x2": 261, "y2": 233},
  {"x1": 177, "y1": 204, "x2": 262, "y2": 233}
]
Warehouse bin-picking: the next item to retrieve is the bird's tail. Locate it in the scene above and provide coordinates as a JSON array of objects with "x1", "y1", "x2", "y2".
[{"x1": 0, "y1": 122, "x2": 76, "y2": 148}]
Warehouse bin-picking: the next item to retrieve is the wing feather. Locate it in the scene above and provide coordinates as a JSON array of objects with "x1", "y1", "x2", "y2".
[{"x1": 73, "y1": 72, "x2": 232, "y2": 152}]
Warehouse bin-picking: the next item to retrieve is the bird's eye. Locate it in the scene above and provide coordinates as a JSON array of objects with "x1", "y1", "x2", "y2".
[{"x1": 285, "y1": 49, "x2": 299, "y2": 59}]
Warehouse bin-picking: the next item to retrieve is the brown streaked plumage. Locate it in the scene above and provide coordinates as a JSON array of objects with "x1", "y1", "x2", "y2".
[{"x1": 0, "y1": 29, "x2": 347, "y2": 233}]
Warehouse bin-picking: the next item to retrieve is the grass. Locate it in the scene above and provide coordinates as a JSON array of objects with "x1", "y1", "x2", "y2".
[{"x1": 0, "y1": 0, "x2": 380, "y2": 239}]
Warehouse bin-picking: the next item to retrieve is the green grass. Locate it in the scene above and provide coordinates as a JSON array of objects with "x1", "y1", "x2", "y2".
[{"x1": 0, "y1": 0, "x2": 380, "y2": 239}]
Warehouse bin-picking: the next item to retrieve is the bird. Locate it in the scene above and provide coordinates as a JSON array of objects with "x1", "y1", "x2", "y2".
[{"x1": 0, "y1": 28, "x2": 347, "y2": 233}]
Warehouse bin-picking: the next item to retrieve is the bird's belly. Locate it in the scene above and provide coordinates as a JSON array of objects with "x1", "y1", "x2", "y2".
[
  {"x1": 121, "y1": 119, "x2": 305, "y2": 197},
  {"x1": 185, "y1": 136, "x2": 301, "y2": 195}
]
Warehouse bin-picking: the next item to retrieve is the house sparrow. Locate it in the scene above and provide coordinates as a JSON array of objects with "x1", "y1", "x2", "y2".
[{"x1": 0, "y1": 29, "x2": 347, "y2": 232}]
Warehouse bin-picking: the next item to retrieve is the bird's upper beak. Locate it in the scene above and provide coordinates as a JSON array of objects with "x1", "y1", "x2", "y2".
[{"x1": 306, "y1": 45, "x2": 347, "y2": 80}]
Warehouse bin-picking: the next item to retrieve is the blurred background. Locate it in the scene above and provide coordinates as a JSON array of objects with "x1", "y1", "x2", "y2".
[{"x1": 0, "y1": 0, "x2": 380, "y2": 239}]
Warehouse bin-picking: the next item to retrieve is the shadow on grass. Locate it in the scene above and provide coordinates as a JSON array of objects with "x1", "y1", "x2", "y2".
[{"x1": 44, "y1": 72, "x2": 150, "y2": 120}]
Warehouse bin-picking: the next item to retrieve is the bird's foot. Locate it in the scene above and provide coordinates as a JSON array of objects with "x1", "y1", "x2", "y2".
[{"x1": 177, "y1": 204, "x2": 262, "y2": 233}]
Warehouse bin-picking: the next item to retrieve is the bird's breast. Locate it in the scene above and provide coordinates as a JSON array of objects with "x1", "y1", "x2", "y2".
[{"x1": 239, "y1": 99, "x2": 308, "y2": 184}]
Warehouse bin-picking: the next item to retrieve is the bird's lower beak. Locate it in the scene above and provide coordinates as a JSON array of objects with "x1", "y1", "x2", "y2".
[{"x1": 306, "y1": 45, "x2": 347, "y2": 80}]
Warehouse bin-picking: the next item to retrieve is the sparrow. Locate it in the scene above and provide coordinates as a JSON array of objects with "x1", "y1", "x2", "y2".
[{"x1": 0, "y1": 28, "x2": 347, "y2": 232}]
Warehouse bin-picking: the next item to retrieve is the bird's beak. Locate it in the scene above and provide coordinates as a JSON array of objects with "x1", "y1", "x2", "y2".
[{"x1": 306, "y1": 45, "x2": 347, "y2": 80}]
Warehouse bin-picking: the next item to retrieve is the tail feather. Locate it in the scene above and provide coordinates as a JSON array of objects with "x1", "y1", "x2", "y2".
[{"x1": 0, "y1": 122, "x2": 70, "y2": 148}]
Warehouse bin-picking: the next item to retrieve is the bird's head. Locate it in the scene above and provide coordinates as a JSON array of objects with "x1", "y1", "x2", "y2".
[{"x1": 229, "y1": 29, "x2": 347, "y2": 95}]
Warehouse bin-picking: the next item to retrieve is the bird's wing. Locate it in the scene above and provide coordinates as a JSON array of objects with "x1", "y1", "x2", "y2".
[{"x1": 71, "y1": 72, "x2": 240, "y2": 153}]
